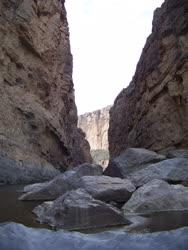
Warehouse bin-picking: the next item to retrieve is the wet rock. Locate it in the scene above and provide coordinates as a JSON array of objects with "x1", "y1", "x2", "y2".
[
  {"x1": 104, "y1": 148, "x2": 165, "y2": 178},
  {"x1": 33, "y1": 189, "x2": 129, "y2": 230},
  {"x1": 123, "y1": 179, "x2": 188, "y2": 215},
  {"x1": 0, "y1": 222, "x2": 188, "y2": 250},
  {"x1": 20, "y1": 163, "x2": 103, "y2": 200},
  {"x1": 0, "y1": 153, "x2": 59, "y2": 185},
  {"x1": 127, "y1": 158, "x2": 188, "y2": 187},
  {"x1": 75, "y1": 175, "x2": 135, "y2": 203}
]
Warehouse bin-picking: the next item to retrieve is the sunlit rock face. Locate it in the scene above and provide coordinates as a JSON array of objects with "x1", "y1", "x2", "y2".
[
  {"x1": 0, "y1": 0, "x2": 91, "y2": 172},
  {"x1": 78, "y1": 106, "x2": 111, "y2": 150},
  {"x1": 109, "y1": 0, "x2": 188, "y2": 158},
  {"x1": 78, "y1": 106, "x2": 111, "y2": 167}
]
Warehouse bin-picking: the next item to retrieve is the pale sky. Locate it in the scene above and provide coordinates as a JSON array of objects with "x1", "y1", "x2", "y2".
[{"x1": 65, "y1": 0, "x2": 164, "y2": 115}]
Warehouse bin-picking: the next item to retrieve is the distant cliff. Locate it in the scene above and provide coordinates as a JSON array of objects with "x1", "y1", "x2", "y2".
[
  {"x1": 78, "y1": 106, "x2": 110, "y2": 167},
  {"x1": 78, "y1": 106, "x2": 111, "y2": 150},
  {"x1": 0, "y1": 0, "x2": 91, "y2": 173},
  {"x1": 109, "y1": 0, "x2": 188, "y2": 158}
]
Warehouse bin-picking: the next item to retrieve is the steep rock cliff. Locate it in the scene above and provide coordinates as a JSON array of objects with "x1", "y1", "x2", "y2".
[
  {"x1": 78, "y1": 106, "x2": 111, "y2": 150},
  {"x1": 0, "y1": 0, "x2": 91, "y2": 171},
  {"x1": 109, "y1": 0, "x2": 188, "y2": 158}
]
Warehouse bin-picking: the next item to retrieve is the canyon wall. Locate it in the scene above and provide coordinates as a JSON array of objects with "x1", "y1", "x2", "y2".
[
  {"x1": 109, "y1": 0, "x2": 188, "y2": 158},
  {"x1": 78, "y1": 106, "x2": 111, "y2": 150},
  {"x1": 0, "y1": 0, "x2": 91, "y2": 171},
  {"x1": 78, "y1": 106, "x2": 110, "y2": 168}
]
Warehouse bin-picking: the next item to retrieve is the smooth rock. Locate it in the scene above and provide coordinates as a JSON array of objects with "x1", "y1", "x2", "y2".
[
  {"x1": 0, "y1": 222, "x2": 188, "y2": 250},
  {"x1": 0, "y1": 154, "x2": 59, "y2": 185},
  {"x1": 20, "y1": 163, "x2": 103, "y2": 200},
  {"x1": 166, "y1": 149, "x2": 188, "y2": 159},
  {"x1": 123, "y1": 179, "x2": 188, "y2": 215},
  {"x1": 33, "y1": 189, "x2": 129, "y2": 230},
  {"x1": 75, "y1": 175, "x2": 135, "y2": 203},
  {"x1": 104, "y1": 148, "x2": 165, "y2": 178},
  {"x1": 127, "y1": 158, "x2": 188, "y2": 187}
]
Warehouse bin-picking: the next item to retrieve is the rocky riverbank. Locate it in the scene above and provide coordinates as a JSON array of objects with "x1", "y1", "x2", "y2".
[{"x1": 16, "y1": 148, "x2": 188, "y2": 231}]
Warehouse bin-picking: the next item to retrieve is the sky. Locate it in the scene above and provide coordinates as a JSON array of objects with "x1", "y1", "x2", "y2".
[{"x1": 65, "y1": 0, "x2": 164, "y2": 115}]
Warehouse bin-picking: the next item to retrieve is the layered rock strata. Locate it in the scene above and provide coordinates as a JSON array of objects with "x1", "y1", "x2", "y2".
[
  {"x1": 109, "y1": 0, "x2": 188, "y2": 158},
  {"x1": 0, "y1": 0, "x2": 91, "y2": 173},
  {"x1": 78, "y1": 106, "x2": 111, "y2": 150}
]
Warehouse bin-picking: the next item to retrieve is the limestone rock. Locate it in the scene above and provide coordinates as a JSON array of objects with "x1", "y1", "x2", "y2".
[
  {"x1": 20, "y1": 163, "x2": 103, "y2": 200},
  {"x1": 74, "y1": 175, "x2": 135, "y2": 203},
  {"x1": 0, "y1": 0, "x2": 91, "y2": 174},
  {"x1": 91, "y1": 149, "x2": 109, "y2": 169},
  {"x1": 0, "y1": 153, "x2": 59, "y2": 185},
  {"x1": 33, "y1": 189, "x2": 129, "y2": 230},
  {"x1": 123, "y1": 179, "x2": 188, "y2": 214},
  {"x1": 109, "y1": 0, "x2": 188, "y2": 158},
  {"x1": 78, "y1": 106, "x2": 111, "y2": 150},
  {"x1": 127, "y1": 158, "x2": 188, "y2": 187},
  {"x1": 104, "y1": 148, "x2": 165, "y2": 178},
  {"x1": 166, "y1": 149, "x2": 188, "y2": 159},
  {"x1": 1, "y1": 223, "x2": 188, "y2": 250}
]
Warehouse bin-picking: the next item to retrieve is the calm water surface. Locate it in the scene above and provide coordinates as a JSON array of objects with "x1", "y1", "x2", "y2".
[
  {"x1": 0, "y1": 185, "x2": 48, "y2": 229},
  {"x1": 0, "y1": 185, "x2": 188, "y2": 233}
]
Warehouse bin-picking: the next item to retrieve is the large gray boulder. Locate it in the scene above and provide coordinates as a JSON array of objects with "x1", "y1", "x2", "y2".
[
  {"x1": 127, "y1": 158, "x2": 188, "y2": 187},
  {"x1": 33, "y1": 189, "x2": 129, "y2": 230},
  {"x1": 0, "y1": 153, "x2": 60, "y2": 185},
  {"x1": 123, "y1": 179, "x2": 188, "y2": 215},
  {"x1": 20, "y1": 163, "x2": 103, "y2": 200},
  {"x1": 74, "y1": 175, "x2": 135, "y2": 203},
  {"x1": 0, "y1": 222, "x2": 188, "y2": 250},
  {"x1": 104, "y1": 148, "x2": 165, "y2": 178}
]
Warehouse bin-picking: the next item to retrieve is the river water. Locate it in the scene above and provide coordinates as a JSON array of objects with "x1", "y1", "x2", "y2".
[{"x1": 1, "y1": 185, "x2": 188, "y2": 233}]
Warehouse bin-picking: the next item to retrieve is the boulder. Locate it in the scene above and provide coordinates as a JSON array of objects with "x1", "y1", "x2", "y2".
[
  {"x1": 0, "y1": 222, "x2": 188, "y2": 250},
  {"x1": 104, "y1": 148, "x2": 165, "y2": 178},
  {"x1": 166, "y1": 149, "x2": 188, "y2": 159},
  {"x1": 75, "y1": 175, "x2": 135, "y2": 203},
  {"x1": 123, "y1": 179, "x2": 188, "y2": 215},
  {"x1": 33, "y1": 189, "x2": 129, "y2": 230},
  {"x1": 127, "y1": 158, "x2": 188, "y2": 187},
  {"x1": 19, "y1": 163, "x2": 103, "y2": 200},
  {"x1": 0, "y1": 154, "x2": 59, "y2": 185}
]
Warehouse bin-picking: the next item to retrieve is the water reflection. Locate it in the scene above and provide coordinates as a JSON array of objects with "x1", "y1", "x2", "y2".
[
  {"x1": 0, "y1": 185, "x2": 48, "y2": 228},
  {"x1": 144, "y1": 210, "x2": 188, "y2": 232},
  {"x1": 0, "y1": 185, "x2": 188, "y2": 233}
]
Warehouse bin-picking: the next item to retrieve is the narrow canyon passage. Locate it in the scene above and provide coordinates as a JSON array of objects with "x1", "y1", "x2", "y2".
[{"x1": 0, "y1": 1, "x2": 188, "y2": 250}]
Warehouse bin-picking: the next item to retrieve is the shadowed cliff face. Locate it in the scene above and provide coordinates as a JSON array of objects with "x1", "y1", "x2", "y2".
[
  {"x1": 109, "y1": 0, "x2": 188, "y2": 158},
  {"x1": 0, "y1": 0, "x2": 91, "y2": 170}
]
